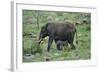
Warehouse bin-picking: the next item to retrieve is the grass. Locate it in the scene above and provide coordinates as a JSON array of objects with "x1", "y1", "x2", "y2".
[{"x1": 22, "y1": 10, "x2": 91, "y2": 62}]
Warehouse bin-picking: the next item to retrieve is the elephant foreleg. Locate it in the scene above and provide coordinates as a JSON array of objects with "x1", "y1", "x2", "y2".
[{"x1": 47, "y1": 36, "x2": 53, "y2": 52}]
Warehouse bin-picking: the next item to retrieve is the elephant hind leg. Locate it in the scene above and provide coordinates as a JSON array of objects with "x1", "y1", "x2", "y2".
[
  {"x1": 70, "y1": 43, "x2": 75, "y2": 49},
  {"x1": 67, "y1": 33, "x2": 76, "y2": 49},
  {"x1": 68, "y1": 39, "x2": 75, "y2": 49}
]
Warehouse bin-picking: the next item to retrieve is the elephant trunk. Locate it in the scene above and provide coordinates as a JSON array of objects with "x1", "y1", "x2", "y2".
[{"x1": 38, "y1": 35, "x2": 43, "y2": 44}]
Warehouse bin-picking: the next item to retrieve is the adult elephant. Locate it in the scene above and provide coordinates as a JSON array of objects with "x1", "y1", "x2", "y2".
[{"x1": 38, "y1": 22, "x2": 77, "y2": 52}]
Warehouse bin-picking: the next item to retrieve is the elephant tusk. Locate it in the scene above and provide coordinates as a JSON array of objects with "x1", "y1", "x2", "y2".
[
  {"x1": 39, "y1": 38, "x2": 43, "y2": 42},
  {"x1": 38, "y1": 38, "x2": 43, "y2": 44}
]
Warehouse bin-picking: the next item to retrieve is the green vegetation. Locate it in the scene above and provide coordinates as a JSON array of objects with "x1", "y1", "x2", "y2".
[{"x1": 22, "y1": 10, "x2": 91, "y2": 62}]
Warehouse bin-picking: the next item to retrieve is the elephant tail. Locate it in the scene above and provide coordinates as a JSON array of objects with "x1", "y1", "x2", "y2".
[
  {"x1": 75, "y1": 29, "x2": 78, "y2": 45},
  {"x1": 74, "y1": 22, "x2": 78, "y2": 45}
]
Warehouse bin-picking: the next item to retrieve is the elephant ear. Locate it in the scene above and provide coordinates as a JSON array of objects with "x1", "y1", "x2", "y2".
[
  {"x1": 46, "y1": 22, "x2": 55, "y2": 34},
  {"x1": 40, "y1": 23, "x2": 51, "y2": 33},
  {"x1": 44, "y1": 22, "x2": 52, "y2": 31}
]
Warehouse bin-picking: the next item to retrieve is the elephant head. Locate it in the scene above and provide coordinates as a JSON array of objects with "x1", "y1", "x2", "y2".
[{"x1": 38, "y1": 24, "x2": 49, "y2": 44}]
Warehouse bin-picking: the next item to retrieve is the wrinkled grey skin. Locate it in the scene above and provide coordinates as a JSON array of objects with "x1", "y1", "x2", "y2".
[{"x1": 39, "y1": 22, "x2": 77, "y2": 52}]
